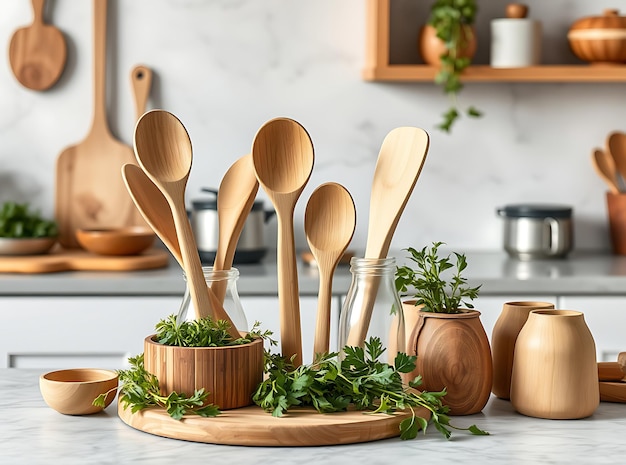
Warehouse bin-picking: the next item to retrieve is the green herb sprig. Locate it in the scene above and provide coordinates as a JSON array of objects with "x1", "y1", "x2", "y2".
[
  {"x1": 0, "y1": 202, "x2": 57, "y2": 238},
  {"x1": 395, "y1": 241, "x2": 481, "y2": 314},
  {"x1": 253, "y1": 337, "x2": 488, "y2": 440}
]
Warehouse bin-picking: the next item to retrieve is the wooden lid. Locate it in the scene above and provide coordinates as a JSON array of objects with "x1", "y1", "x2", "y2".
[
  {"x1": 570, "y1": 9, "x2": 626, "y2": 31},
  {"x1": 506, "y1": 4, "x2": 528, "y2": 19}
]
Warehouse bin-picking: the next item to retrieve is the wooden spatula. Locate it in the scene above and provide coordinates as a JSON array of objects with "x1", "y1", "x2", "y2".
[{"x1": 55, "y1": 0, "x2": 140, "y2": 248}]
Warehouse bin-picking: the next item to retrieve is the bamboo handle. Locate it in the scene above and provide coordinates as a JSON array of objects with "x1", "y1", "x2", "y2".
[
  {"x1": 90, "y1": 0, "x2": 111, "y2": 136},
  {"x1": 131, "y1": 65, "x2": 152, "y2": 122},
  {"x1": 313, "y1": 273, "x2": 333, "y2": 358},
  {"x1": 31, "y1": 0, "x2": 45, "y2": 24}
]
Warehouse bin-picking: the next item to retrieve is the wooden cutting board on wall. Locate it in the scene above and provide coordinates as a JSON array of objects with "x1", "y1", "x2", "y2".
[{"x1": 55, "y1": 0, "x2": 143, "y2": 248}]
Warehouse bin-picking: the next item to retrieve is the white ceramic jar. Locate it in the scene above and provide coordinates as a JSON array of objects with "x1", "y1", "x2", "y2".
[{"x1": 490, "y1": 4, "x2": 541, "y2": 68}]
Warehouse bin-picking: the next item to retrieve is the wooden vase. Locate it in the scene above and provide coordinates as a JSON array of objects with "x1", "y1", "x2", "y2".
[
  {"x1": 404, "y1": 302, "x2": 493, "y2": 415},
  {"x1": 419, "y1": 24, "x2": 477, "y2": 66},
  {"x1": 510, "y1": 310, "x2": 599, "y2": 419},
  {"x1": 144, "y1": 335, "x2": 264, "y2": 410},
  {"x1": 491, "y1": 301, "x2": 555, "y2": 399}
]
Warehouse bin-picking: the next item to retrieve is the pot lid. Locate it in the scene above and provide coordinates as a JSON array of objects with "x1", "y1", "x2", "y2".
[
  {"x1": 192, "y1": 188, "x2": 265, "y2": 211},
  {"x1": 497, "y1": 204, "x2": 573, "y2": 218}
]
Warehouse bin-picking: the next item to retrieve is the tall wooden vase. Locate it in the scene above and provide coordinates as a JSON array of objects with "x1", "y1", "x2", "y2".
[
  {"x1": 510, "y1": 310, "x2": 599, "y2": 419},
  {"x1": 404, "y1": 302, "x2": 493, "y2": 415},
  {"x1": 491, "y1": 301, "x2": 555, "y2": 399}
]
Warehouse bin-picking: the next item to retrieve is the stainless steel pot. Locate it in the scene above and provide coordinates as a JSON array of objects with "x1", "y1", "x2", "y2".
[
  {"x1": 497, "y1": 204, "x2": 573, "y2": 260},
  {"x1": 191, "y1": 188, "x2": 275, "y2": 264}
]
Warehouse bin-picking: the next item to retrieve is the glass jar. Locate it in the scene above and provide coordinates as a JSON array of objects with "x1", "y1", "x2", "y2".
[
  {"x1": 337, "y1": 257, "x2": 405, "y2": 364},
  {"x1": 177, "y1": 267, "x2": 248, "y2": 333}
]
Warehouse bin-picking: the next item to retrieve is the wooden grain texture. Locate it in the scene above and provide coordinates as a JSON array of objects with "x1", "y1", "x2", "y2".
[
  {"x1": 118, "y1": 402, "x2": 428, "y2": 446},
  {"x1": 131, "y1": 65, "x2": 152, "y2": 122},
  {"x1": 0, "y1": 247, "x2": 169, "y2": 273},
  {"x1": 568, "y1": 10, "x2": 626, "y2": 64},
  {"x1": 619, "y1": 352, "x2": 626, "y2": 373},
  {"x1": 605, "y1": 192, "x2": 626, "y2": 255},
  {"x1": 599, "y1": 381, "x2": 626, "y2": 402},
  {"x1": 252, "y1": 118, "x2": 315, "y2": 367},
  {"x1": 143, "y1": 335, "x2": 264, "y2": 410},
  {"x1": 55, "y1": 0, "x2": 140, "y2": 248},
  {"x1": 8, "y1": 0, "x2": 66, "y2": 90},
  {"x1": 304, "y1": 183, "x2": 356, "y2": 358},
  {"x1": 598, "y1": 362, "x2": 626, "y2": 381}
]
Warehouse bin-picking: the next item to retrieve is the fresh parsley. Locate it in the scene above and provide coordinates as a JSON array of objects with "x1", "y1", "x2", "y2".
[{"x1": 0, "y1": 202, "x2": 57, "y2": 238}]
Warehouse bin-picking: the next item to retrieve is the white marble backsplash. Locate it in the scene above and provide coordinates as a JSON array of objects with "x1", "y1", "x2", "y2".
[{"x1": 1, "y1": 0, "x2": 623, "y2": 253}]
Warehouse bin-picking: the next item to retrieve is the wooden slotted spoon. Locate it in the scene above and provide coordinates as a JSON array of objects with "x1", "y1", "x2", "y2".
[
  {"x1": 252, "y1": 118, "x2": 315, "y2": 367},
  {"x1": 346, "y1": 127, "x2": 430, "y2": 347},
  {"x1": 305, "y1": 183, "x2": 356, "y2": 358},
  {"x1": 9, "y1": 0, "x2": 67, "y2": 90}
]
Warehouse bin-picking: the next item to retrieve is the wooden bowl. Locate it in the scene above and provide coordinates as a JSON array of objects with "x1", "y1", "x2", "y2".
[
  {"x1": 40, "y1": 368, "x2": 119, "y2": 415},
  {"x1": 568, "y1": 10, "x2": 626, "y2": 64},
  {"x1": 0, "y1": 236, "x2": 57, "y2": 255},
  {"x1": 76, "y1": 227, "x2": 156, "y2": 256}
]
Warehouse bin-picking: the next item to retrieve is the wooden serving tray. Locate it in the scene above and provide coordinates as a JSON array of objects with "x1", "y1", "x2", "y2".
[
  {"x1": 0, "y1": 247, "x2": 169, "y2": 273},
  {"x1": 599, "y1": 380, "x2": 626, "y2": 403},
  {"x1": 118, "y1": 402, "x2": 429, "y2": 446}
]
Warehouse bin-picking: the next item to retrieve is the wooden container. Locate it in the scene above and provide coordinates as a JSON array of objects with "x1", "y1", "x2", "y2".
[
  {"x1": 491, "y1": 301, "x2": 555, "y2": 399},
  {"x1": 404, "y1": 303, "x2": 492, "y2": 415},
  {"x1": 510, "y1": 310, "x2": 599, "y2": 419},
  {"x1": 418, "y1": 24, "x2": 476, "y2": 66},
  {"x1": 143, "y1": 335, "x2": 263, "y2": 410},
  {"x1": 606, "y1": 192, "x2": 626, "y2": 254},
  {"x1": 568, "y1": 10, "x2": 626, "y2": 64}
]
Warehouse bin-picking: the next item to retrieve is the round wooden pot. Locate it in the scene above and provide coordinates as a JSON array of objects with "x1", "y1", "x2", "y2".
[
  {"x1": 404, "y1": 302, "x2": 492, "y2": 415},
  {"x1": 510, "y1": 310, "x2": 599, "y2": 419},
  {"x1": 491, "y1": 301, "x2": 555, "y2": 400},
  {"x1": 568, "y1": 10, "x2": 626, "y2": 64},
  {"x1": 419, "y1": 24, "x2": 477, "y2": 66},
  {"x1": 144, "y1": 335, "x2": 264, "y2": 410}
]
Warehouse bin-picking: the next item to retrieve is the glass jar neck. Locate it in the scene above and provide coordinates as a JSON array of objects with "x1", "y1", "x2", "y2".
[
  {"x1": 349, "y1": 257, "x2": 396, "y2": 276},
  {"x1": 182, "y1": 266, "x2": 239, "y2": 283}
]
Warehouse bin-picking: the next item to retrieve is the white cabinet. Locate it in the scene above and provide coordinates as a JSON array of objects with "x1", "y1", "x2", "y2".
[{"x1": 558, "y1": 296, "x2": 626, "y2": 362}]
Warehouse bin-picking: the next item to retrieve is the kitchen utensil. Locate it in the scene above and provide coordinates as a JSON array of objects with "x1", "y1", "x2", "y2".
[
  {"x1": 40, "y1": 368, "x2": 118, "y2": 415},
  {"x1": 131, "y1": 65, "x2": 152, "y2": 121},
  {"x1": 252, "y1": 117, "x2": 315, "y2": 367},
  {"x1": 212, "y1": 154, "x2": 259, "y2": 302},
  {"x1": 607, "y1": 131, "x2": 626, "y2": 185},
  {"x1": 55, "y1": 0, "x2": 139, "y2": 248},
  {"x1": 496, "y1": 204, "x2": 574, "y2": 260},
  {"x1": 133, "y1": 110, "x2": 234, "y2": 331},
  {"x1": 75, "y1": 227, "x2": 155, "y2": 256},
  {"x1": 0, "y1": 236, "x2": 57, "y2": 256},
  {"x1": 347, "y1": 127, "x2": 429, "y2": 346},
  {"x1": 592, "y1": 148, "x2": 621, "y2": 194},
  {"x1": 305, "y1": 183, "x2": 356, "y2": 358},
  {"x1": 568, "y1": 10, "x2": 626, "y2": 64},
  {"x1": 598, "y1": 362, "x2": 626, "y2": 381},
  {"x1": 121, "y1": 164, "x2": 239, "y2": 338},
  {"x1": 9, "y1": 0, "x2": 67, "y2": 90}
]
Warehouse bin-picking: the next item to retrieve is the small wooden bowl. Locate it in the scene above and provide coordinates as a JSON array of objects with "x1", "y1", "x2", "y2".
[
  {"x1": 76, "y1": 227, "x2": 155, "y2": 256},
  {"x1": 0, "y1": 236, "x2": 57, "y2": 255},
  {"x1": 40, "y1": 368, "x2": 119, "y2": 415}
]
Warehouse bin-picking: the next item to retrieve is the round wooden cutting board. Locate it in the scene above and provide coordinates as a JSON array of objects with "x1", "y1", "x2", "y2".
[{"x1": 118, "y1": 402, "x2": 430, "y2": 446}]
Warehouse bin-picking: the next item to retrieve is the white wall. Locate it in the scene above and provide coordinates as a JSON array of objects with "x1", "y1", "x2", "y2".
[{"x1": 0, "y1": 0, "x2": 623, "y2": 253}]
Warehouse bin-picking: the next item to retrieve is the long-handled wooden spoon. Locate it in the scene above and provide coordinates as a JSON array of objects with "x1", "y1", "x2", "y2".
[
  {"x1": 134, "y1": 110, "x2": 227, "y2": 325},
  {"x1": 346, "y1": 127, "x2": 430, "y2": 347},
  {"x1": 9, "y1": 0, "x2": 67, "y2": 90},
  {"x1": 607, "y1": 132, "x2": 626, "y2": 190},
  {"x1": 131, "y1": 65, "x2": 152, "y2": 122},
  {"x1": 212, "y1": 154, "x2": 259, "y2": 303},
  {"x1": 305, "y1": 183, "x2": 356, "y2": 358},
  {"x1": 252, "y1": 118, "x2": 315, "y2": 367},
  {"x1": 121, "y1": 164, "x2": 239, "y2": 339},
  {"x1": 592, "y1": 148, "x2": 620, "y2": 194}
]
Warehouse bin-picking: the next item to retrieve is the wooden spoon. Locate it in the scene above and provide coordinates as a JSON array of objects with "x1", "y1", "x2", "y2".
[
  {"x1": 592, "y1": 148, "x2": 620, "y2": 194},
  {"x1": 212, "y1": 154, "x2": 259, "y2": 303},
  {"x1": 121, "y1": 163, "x2": 239, "y2": 339},
  {"x1": 9, "y1": 0, "x2": 67, "y2": 91},
  {"x1": 305, "y1": 183, "x2": 356, "y2": 358},
  {"x1": 252, "y1": 118, "x2": 315, "y2": 367},
  {"x1": 133, "y1": 110, "x2": 230, "y2": 327},
  {"x1": 607, "y1": 132, "x2": 626, "y2": 188},
  {"x1": 347, "y1": 127, "x2": 430, "y2": 347},
  {"x1": 131, "y1": 65, "x2": 152, "y2": 122}
]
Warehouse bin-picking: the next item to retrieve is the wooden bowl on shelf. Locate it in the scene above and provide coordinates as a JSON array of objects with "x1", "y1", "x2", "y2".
[
  {"x1": 76, "y1": 227, "x2": 155, "y2": 256},
  {"x1": 568, "y1": 9, "x2": 626, "y2": 64},
  {"x1": 40, "y1": 368, "x2": 118, "y2": 415},
  {"x1": 0, "y1": 236, "x2": 57, "y2": 255}
]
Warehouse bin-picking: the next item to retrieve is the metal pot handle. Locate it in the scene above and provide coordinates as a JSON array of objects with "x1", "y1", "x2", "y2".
[{"x1": 545, "y1": 217, "x2": 560, "y2": 255}]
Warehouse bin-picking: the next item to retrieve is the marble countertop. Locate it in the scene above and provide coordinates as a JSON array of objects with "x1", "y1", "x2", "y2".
[
  {"x1": 3, "y1": 249, "x2": 626, "y2": 296},
  {"x1": 2, "y1": 369, "x2": 625, "y2": 465}
]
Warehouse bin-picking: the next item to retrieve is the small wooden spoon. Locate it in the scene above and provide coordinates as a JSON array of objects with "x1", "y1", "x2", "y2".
[
  {"x1": 252, "y1": 118, "x2": 315, "y2": 367},
  {"x1": 607, "y1": 132, "x2": 626, "y2": 188},
  {"x1": 347, "y1": 127, "x2": 429, "y2": 347},
  {"x1": 121, "y1": 164, "x2": 239, "y2": 339},
  {"x1": 212, "y1": 154, "x2": 259, "y2": 303},
  {"x1": 592, "y1": 148, "x2": 621, "y2": 194},
  {"x1": 305, "y1": 183, "x2": 356, "y2": 358},
  {"x1": 9, "y1": 0, "x2": 67, "y2": 90},
  {"x1": 133, "y1": 110, "x2": 233, "y2": 328}
]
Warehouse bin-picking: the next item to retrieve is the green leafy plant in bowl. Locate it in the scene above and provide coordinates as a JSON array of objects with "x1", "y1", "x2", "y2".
[{"x1": 0, "y1": 202, "x2": 58, "y2": 255}]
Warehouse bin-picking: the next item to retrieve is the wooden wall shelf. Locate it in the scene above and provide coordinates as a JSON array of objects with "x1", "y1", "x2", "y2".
[{"x1": 364, "y1": 0, "x2": 626, "y2": 83}]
